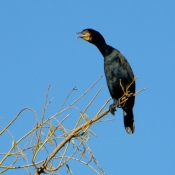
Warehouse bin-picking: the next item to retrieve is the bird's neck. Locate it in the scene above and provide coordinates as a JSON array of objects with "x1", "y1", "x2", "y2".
[{"x1": 96, "y1": 44, "x2": 114, "y2": 57}]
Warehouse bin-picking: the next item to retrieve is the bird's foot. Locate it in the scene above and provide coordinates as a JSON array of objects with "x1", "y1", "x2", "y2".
[
  {"x1": 109, "y1": 104, "x2": 116, "y2": 115},
  {"x1": 109, "y1": 99, "x2": 120, "y2": 115}
]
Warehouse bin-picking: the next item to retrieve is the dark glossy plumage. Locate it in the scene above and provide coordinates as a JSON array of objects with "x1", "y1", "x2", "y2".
[{"x1": 77, "y1": 29, "x2": 135, "y2": 134}]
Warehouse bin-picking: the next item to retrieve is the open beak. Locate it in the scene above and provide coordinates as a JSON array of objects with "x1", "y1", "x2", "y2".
[
  {"x1": 76, "y1": 31, "x2": 85, "y2": 39},
  {"x1": 76, "y1": 30, "x2": 91, "y2": 41}
]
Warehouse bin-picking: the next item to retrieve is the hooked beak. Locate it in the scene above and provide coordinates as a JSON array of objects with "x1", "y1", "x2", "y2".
[
  {"x1": 76, "y1": 30, "x2": 91, "y2": 41},
  {"x1": 76, "y1": 31, "x2": 85, "y2": 39}
]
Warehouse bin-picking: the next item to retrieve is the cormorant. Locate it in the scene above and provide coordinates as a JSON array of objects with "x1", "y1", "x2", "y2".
[{"x1": 77, "y1": 29, "x2": 135, "y2": 134}]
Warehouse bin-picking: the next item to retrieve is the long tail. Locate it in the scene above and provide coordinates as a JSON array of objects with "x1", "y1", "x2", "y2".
[{"x1": 123, "y1": 110, "x2": 135, "y2": 134}]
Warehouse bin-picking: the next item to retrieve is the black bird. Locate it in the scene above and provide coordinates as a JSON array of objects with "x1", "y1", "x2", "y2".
[{"x1": 77, "y1": 29, "x2": 135, "y2": 134}]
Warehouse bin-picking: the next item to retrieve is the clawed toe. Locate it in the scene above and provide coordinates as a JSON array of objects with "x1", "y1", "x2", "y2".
[
  {"x1": 109, "y1": 99, "x2": 120, "y2": 115},
  {"x1": 109, "y1": 104, "x2": 116, "y2": 115}
]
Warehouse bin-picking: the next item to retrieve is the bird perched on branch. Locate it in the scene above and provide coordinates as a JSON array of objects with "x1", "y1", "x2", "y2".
[{"x1": 77, "y1": 29, "x2": 135, "y2": 134}]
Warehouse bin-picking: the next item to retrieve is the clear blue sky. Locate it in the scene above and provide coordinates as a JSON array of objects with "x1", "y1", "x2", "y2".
[{"x1": 0, "y1": 1, "x2": 175, "y2": 174}]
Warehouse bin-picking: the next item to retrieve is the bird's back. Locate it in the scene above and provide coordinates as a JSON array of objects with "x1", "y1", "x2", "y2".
[{"x1": 104, "y1": 45, "x2": 135, "y2": 108}]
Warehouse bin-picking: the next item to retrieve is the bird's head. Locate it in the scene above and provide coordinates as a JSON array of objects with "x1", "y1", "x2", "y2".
[{"x1": 76, "y1": 29, "x2": 106, "y2": 46}]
